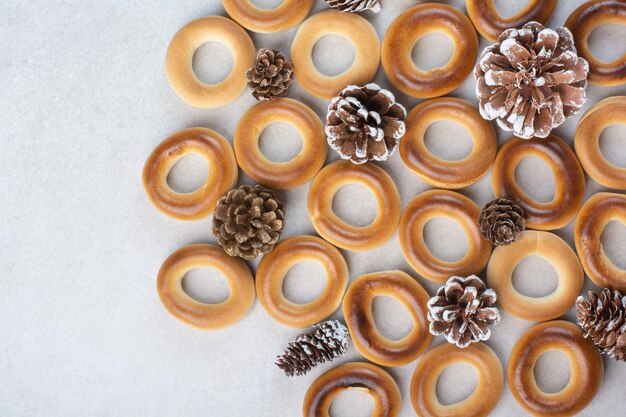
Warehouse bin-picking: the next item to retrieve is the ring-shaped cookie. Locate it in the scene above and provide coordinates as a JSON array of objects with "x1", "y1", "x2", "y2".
[
  {"x1": 487, "y1": 231, "x2": 584, "y2": 322},
  {"x1": 303, "y1": 362, "x2": 402, "y2": 417},
  {"x1": 256, "y1": 235, "x2": 349, "y2": 328},
  {"x1": 234, "y1": 98, "x2": 327, "y2": 190},
  {"x1": 342, "y1": 271, "x2": 432, "y2": 367},
  {"x1": 382, "y1": 4, "x2": 478, "y2": 98},
  {"x1": 157, "y1": 244, "x2": 255, "y2": 330},
  {"x1": 399, "y1": 189, "x2": 492, "y2": 283},
  {"x1": 142, "y1": 127, "x2": 238, "y2": 220},
  {"x1": 411, "y1": 343, "x2": 503, "y2": 417},
  {"x1": 508, "y1": 320, "x2": 603, "y2": 417},
  {"x1": 575, "y1": 96, "x2": 626, "y2": 189},
  {"x1": 492, "y1": 134, "x2": 585, "y2": 230},
  {"x1": 565, "y1": 0, "x2": 626, "y2": 86},
  {"x1": 223, "y1": 0, "x2": 314, "y2": 33},
  {"x1": 575, "y1": 192, "x2": 626, "y2": 292},
  {"x1": 400, "y1": 97, "x2": 497, "y2": 189},
  {"x1": 165, "y1": 16, "x2": 255, "y2": 108},
  {"x1": 308, "y1": 160, "x2": 401, "y2": 251},
  {"x1": 291, "y1": 10, "x2": 380, "y2": 99},
  {"x1": 466, "y1": 0, "x2": 557, "y2": 41}
]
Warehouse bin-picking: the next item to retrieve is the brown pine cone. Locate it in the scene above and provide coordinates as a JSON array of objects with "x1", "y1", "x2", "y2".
[
  {"x1": 326, "y1": 84, "x2": 406, "y2": 164},
  {"x1": 276, "y1": 320, "x2": 349, "y2": 377},
  {"x1": 245, "y1": 49, "x2": 294, "y2": 101},
  {"x1": 427, "y1": 275, "x2": 501, "y2": 348},
  {"x1": 475, "y1": 21, "x2": 588, "y2": 139},
  {"x1": 576, "y1": 289, "x2": 626, "y2": 362},
  {"x1": 211, "y1": 185, "x2": 284, "y2": 260},
  {"x1": 478, "y1": 197, "x2": 526, "y2": 246},
  {"x1": 325, "y1": 0, "x2": 381, "y2": 13}
]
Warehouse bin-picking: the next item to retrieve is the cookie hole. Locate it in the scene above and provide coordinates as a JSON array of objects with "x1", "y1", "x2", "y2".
[
  {"x1": 512, "y1": 255, "x2": 558, "y2": 297},
  {"x1": 249, "y1": 0, "x2": 283, "y2": 9},
  {"x1": 493, "y1": 0, "x2": 530, "y2": 18},
  {"x1": 412, "y1": 32, "x2": 454, "y2": 71},
  {"x1": 436, "y1": 362, "x2": 478, "y2": 406},
  {"x1": 313, "y1": 35, "x2": 356, "y2": 76},
  {"x1": 181, "y1": 267, "x2": 230, "y2": 304},
  {"x1": 588, "y1": 24, "x2": 626, "y2": 64},
  {"x1": 166, "y1": 153, "x2": 209, "y2": 193},
  {"x1": 193, "y1": 41, "x2": 233, "y2": 85},
  {"x1": 332, "y1": 184, "x2": 377, "y2": 227},
  {"x1": 599, "y1": 123, "x2": 626, "y2": 168},
  {"x1": 514, "y1": 156, "x2": 556, "y2": 203},
  {"x1": 258, "y1": 122, "x2": 303, "y2": 163},
  {"x1": 534, "y1": 350, "x2": 571, "y2": 394},
  {"x1": 601, "y1": 220, "x2": 626, "y2": 270},
  {"x1": 282, "y1": 261, "x2": 327, "y2": 304},
  {"x1": 329, "y1": 388, "x2": 374, "y2": 417},
  {"x1": 423, "y1": 217, "x2": 469, "y2": 262},
  {"x1": 372, "y1": 295, "x2": 414, "y2": 341},
  {"x1": 424, "y1": 120, "x2": 473, "y2": 161}
]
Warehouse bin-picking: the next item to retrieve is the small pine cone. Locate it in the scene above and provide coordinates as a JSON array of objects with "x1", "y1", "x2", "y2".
[
  {"x1": 427, "y1": 276, "x2": 501, "y2": 348},
  {"x1": 576, "y1": 289, "x2": 626, "y2": 361},
  {"x1": 475, "y1": 21, "x2": 588, "y2": 139},
  {"x1": 326, "y1": 83, "x2": 406, "y2": 164},
  {"x1": 245, "y1": 49, "x2": 294, "y2": 101},
  {"x1": 276, "y1": 320, "x2": 349, "y2": 377},
  {"x1": 212, "y1": 185, "x2": 284, "y2": 260},
  {"x1": 325, "y1": 0, "x2": 381, "y2": 13},
  {"x1": 478, "y1": 197, "x2": 526, "y2": 246}
]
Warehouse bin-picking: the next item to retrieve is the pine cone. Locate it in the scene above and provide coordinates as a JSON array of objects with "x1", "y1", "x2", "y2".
[
  {"x1": 212, "y1": 185, "x2": 284, "y2": 260},
  {"x1": 576, "y1": 289, "x2": 626, "y2": 362},
  {"x1": 427, "y1": 276, "x2": 501, "y2": 348},
  {"x1": 478, "y1": 197, "x2": 526, "y2": 246},
  {"x1": 325, "y1": 0, "x2": 381, "y2": 13},
  {"x1": 245, "y1": 49, "x2": 294, "y2": 101},
  {"x1": 475, "y1": 21, "x2": 588, "y2": 139},
  {"x1": 276, "y1": 320, "x2": 349, "y2": 377},
  {"x1": 326, "y1": 84, "x2": 406, "y2": 164}
]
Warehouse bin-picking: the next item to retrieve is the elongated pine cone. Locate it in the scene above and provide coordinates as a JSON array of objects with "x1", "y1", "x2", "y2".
[
  {"x1": 212, "y1": 185, "x2": 284, "y2": 260},
  {"x1": 276, "y1": 320, "x2": 349, "y2": 377},
  {"x1": 245, "y1": 49, "x2": 294, "y2": 101},
  {"x1": 428, "y1": 276, "x2": 501, "y2": 348},
  {"x1": 475, "y1": 21, "x2": 588, "y2": 139},
  {"x1": 478, "y1": 197, "x2": 526, "y2": 246},
  {"x1": 325, "y1": 0, "x2": 381, "y2": 13},
  {"x1": 576, "y1": 289, "x2": 626, "y2": 361},
  {"x1": 326, "y1": 84, "x2": 406, "y2": 164}
]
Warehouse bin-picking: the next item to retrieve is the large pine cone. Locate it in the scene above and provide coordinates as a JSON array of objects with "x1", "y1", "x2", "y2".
[
  {"x1": 427, "y1": 276, "x2": 501, "y2": 348},
  {"x1": 245, "y1": 49, "x2": 294, "y2": 101},
  {"x1": 276, "y1": 320, "x2": 349, "y2": 377},
  {"x1": 475, "y1": 21, "x2": 588, "y2": 139},
  {"x1": 326, "y1": 84, "x2": 406, "y2": 164},
  {"x1": 478, "y1": 197, "x2": 525, "y2": 246},
  {"x1": 325, "y1": 0, "x2": 381, "y2": 13},
  {"x1": 576, "y1": 289, "x2": 626, "y2": 362},
  {"x1": 212, "y1": 185, "x2": 284, "y2": 260}
]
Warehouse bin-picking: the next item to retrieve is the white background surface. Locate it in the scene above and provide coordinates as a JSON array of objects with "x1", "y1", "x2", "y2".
[{"x1": 1, "y1": 0, "x2": 625, "y2": 416}]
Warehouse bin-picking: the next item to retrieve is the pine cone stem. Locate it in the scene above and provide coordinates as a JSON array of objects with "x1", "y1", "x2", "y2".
[{"x1": 276, "y1": 320, "x2": 349, "y2": 377}]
